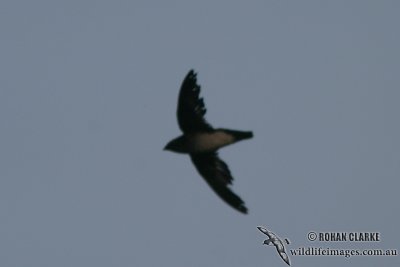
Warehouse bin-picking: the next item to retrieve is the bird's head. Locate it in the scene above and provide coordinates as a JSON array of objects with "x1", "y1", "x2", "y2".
[
  {"x1": 163, "y1": 140, "x2": 176, "y2": 151},
  {"x1": 263, "y1": 239, "x2": 273, "y2": 246},
  {"x1": 164, "y1": 136, "x2": 187, "y2": 153}
]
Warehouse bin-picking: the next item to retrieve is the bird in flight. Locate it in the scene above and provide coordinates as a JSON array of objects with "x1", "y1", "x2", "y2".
[
  {"x1": 164, "y1": 69, "x2": 253, "y2": 214},
  {"x1": 257, "y1": 226, "x2": 291, "y2": 266}
]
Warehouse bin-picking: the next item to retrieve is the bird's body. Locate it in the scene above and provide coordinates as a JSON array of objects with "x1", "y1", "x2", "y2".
[
  {"x1": 166, "y1": 129, "x2": 252, "y2": 154},
  {"x1": 164, "y1": 70, "x2": 253, "y2": 214}
]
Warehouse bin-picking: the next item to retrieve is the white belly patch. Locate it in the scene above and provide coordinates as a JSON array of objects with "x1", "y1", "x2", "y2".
[{"x1": 189, "y1": 131, "x2": 235, "y2": 153}]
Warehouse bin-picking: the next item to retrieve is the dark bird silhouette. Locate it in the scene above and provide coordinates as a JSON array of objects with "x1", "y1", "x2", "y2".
[
  {"x1": 164, "y1": 70, "x2": 253, "y2": 214},
  {"x1": 257, "y1": 226, "x2": 291, "y2": 266}
]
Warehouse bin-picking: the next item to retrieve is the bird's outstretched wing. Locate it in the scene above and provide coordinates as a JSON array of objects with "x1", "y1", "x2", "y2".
[
  {"x1": 177, "y1": 70, "x2": 213, "y2": 133},
  {"x1": 190, "y1": 152, "x2": 247, "y2": 214},
  {"x1": 280, "y1": 252, "x2": 291, "y2": 266},
  {"x1": 257, "y1": 226, "x2": 272, "y2": 238}
]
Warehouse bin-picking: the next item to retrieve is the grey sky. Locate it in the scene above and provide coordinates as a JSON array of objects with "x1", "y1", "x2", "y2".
[{"x1": 1, "y1": 1, "x2": 399, "y2": 266}]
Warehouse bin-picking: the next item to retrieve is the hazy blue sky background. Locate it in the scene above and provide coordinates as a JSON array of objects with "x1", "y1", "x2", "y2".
[{"x1": 1, "y1": 1, "x2": 399, "y2": 266}]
